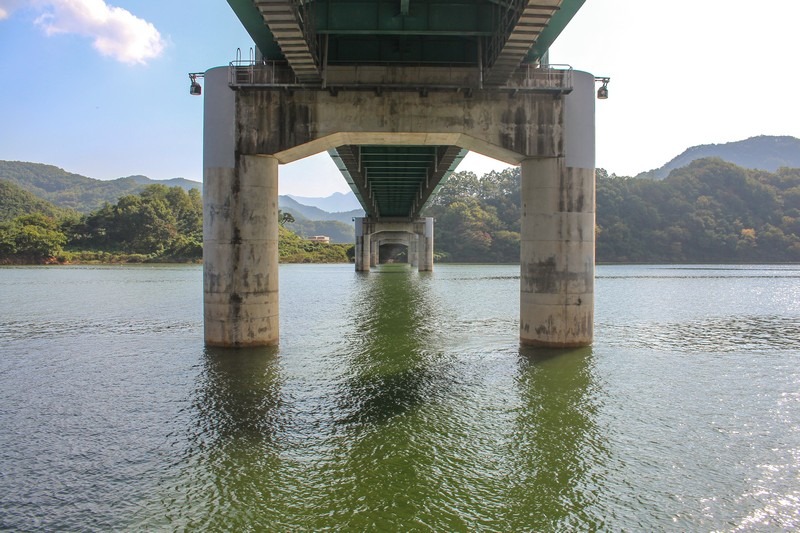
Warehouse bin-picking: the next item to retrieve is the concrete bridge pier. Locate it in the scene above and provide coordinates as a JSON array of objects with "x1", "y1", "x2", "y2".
[
  {"x1": 415, "y1": 218, "x2": 434, "y2": 272},
  {"x1": 355, "y1": 217, "x2": 372, "y2": 272},
  {"x1": 519, "y1": 71, "x2": 595, "y2": 347},
  {"x1": 408, "y1": 236, "x2": 418, "y2": 268},
  {"x1": 204, "y1": 154, "x2": 280, "y2": 347},
  {"x1": 370, "y1": 239, "x2": 379, "y2": 267}
]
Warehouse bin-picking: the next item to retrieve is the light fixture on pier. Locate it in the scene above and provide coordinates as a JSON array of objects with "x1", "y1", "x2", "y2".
[
  {"x1": 595, "y1": 77, "x2": 610, "y2": 99},
  {"x1": 189, "y1": 73, "x2": 203, "y2": 96}
]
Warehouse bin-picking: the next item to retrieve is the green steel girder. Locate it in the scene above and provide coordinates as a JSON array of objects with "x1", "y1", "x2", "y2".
[
  {"x1": 326, "y1": 35, "x2": 478, "y2": 65},
  {"x1": 329, "y1": 144, "x2": 465, "y2": 218},
  {"x1": 314, "y1": 0, "x2": 496, "y2": 36},
  {"x1": 228, "y1": 0, "x2": 584, "y2": 67},
  {"x1": 226, "y1": 0, "x2": 282, "y2": 59}
]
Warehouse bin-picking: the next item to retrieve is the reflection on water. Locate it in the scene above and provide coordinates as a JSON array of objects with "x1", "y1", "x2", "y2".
[
  {"x1": 506, "y1": 348, "x2": 604, "y2": 530},
  {"x1": 195, "y1": 346, "x2": 284, "y2": 445},
  {"x1": 337, "y1": 265, "x2": 441, "y2": 426},
  {"x1": 315, "y1": 265, "x2": 468, "y2": 530},
  {"x1": 140, "y1": 346, "x2": 289, "y2": 530}
]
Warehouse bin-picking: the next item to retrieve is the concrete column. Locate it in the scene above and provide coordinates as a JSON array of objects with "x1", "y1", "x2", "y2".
[
  {"x1": 370, "y1": 238, "x2": 379, "y2": 267},
  {"x1": 519, "y1": 158, "x2": 594, "y2": 347},
  {"x1": 355, "y1": 218, "x2": 371, "y2": 272},
  {"x1": 408, "y1": 235, "x2": 418, "y2": 267},
  {"x1": 204, "y1": 154, "x2": 279, "y2": 347},
  {"x1": 416, "y1": 217, "x2": 434, "y2": 272}
]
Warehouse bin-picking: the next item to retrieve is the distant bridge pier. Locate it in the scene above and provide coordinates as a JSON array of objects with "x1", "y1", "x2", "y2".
[
  {"x1": 408, "y1": 236, "x2": 418, "y2": 268},
  {"x1": 414, "y1": 218, "x2": 434, "y2": 272},
  {"x1": 355, "y1": 218, "x2": 372, "y2": 272},
  {"x1": 355, "y1": 219, "x2": 433, "y2": 271},
  {"x1": 370, "y1": 239, "x2": 379, "y2": 268}
]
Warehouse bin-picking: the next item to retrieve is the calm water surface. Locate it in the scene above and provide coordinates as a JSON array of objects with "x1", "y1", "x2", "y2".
[{"x1": 0, "y1": 264, "x2": 798, "y2": 531}]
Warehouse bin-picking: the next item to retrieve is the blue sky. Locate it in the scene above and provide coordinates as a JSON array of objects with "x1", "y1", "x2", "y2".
[{"x1": 1, "y1": 0, "x2": 799, "y2": 196}]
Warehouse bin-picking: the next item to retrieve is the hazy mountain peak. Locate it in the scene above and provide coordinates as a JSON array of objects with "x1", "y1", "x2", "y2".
[
  {"x1": 286, "y1": 191, "x2": 361, "y2": 213},
  {"x1": 637, "y1": 135, "x2": 800, "y2": 179}
]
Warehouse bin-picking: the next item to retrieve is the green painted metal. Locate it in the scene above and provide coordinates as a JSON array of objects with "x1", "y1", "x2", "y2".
[
  {"x1": 314, "y1": 0, "x2": 495, "y2": 35},
  {"x1": 226, "y1": 0, "x2": 283, "y2": 60},
  {"x1": 228, "y1": 0, "x2": 585, "y2": 66},
  {"x1": 362, "y1": 146, "x2": 435, "y2": 217},
  {"x1": 525, "y1": 0, "x2": 586, "y2": 63},
  {"x1": 317, "y1": 0, "x2": 495, "y2": 64}
]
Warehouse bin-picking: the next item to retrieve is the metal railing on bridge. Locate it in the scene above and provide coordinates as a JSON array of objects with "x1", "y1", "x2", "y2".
[{"x1": 228, "y1": 56, "x2": 573, "y2": 95}]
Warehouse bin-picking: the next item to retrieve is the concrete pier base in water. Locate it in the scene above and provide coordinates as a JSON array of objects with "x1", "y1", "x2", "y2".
[
  {"x1": 519, "y1": 159, "x2": 594, "y2": 347},
  {"x1": 204, "y1": 154, "x2": 280, "y2": 347},
  {"x1": 355, "y1": 218, "x2": 372, "y2": 272},
  {"x1": 357, "y1": 218, "x2": 433, "y2": 272},
  {"x1": 415, "y1": 218, "x2": 434, "y2": 272}
]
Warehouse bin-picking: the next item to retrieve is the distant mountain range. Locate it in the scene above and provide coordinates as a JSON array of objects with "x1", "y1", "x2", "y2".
[
  {"x1": 637, "y1": 135, "x2": 800, "y2": 180},
  {"x1": 278, "y1": 195, "x2": 363, "y2": 223},
  {"x1": 277, "y1": 195, "x2": 363, "y2": 243},
  {"x1": 0, "y1": 160, "x2": 199, "y2": 213},
  {"x1": 286, "y1": 191, "x2": 362, "y2": 213}
]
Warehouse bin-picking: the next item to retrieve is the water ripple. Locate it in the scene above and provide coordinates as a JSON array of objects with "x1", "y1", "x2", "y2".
[
  {"x1": 600, "y1": 314, "x2": 800, "y2": 353},
  {"x1": 0, "y1": 318, "x2": 200, "y2": 341}
]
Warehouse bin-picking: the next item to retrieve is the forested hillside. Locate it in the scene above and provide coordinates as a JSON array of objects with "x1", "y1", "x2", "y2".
[
  {"x1": 0, "y1": 179, "x2": 75, "y2": 222},
  {"x1": 0, "y1": 160, "x2": 200, "y2": 213},
  {"x1": 0, "y1": 184, "x2": 203, "y2": 263},
  {"x1": 426, "y1": 159, "x2": 800, "y2": 263},
  {"x1": 598, "y1": 158, "x2": 800, "y2": 262},
  {"x1": 424, "y1": 168, "x2": 521, "y2": 262}
]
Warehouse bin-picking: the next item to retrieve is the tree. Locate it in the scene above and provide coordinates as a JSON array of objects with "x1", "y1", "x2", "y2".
[
  {"x1": 0, "y1": 213, "x2": 67, "y2": 262},
  {"x1": 278, "y1": 210, "x2": 295, "y2": 227}
]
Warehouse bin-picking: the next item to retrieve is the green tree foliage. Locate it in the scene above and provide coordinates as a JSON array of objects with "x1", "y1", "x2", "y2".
[
  {"x1": 0, "y1": 178, "x2": 74, "y2": 222},
  {"x1": 278, "y1": 210, "x2": 296, "y2": 227},
  {"x1": 596, "y1": 158, "x2": 800, "y2": 262},
  {"x1": 78, "y1": 184, "x2": 203, "y2": 259},
  {"x1": 0, "y1": 213, "x2": 67, "y2": 262},
  {"x1": 425, "y1": 168, "x2": 521, "y2": 262},
  {"x1": 4, "y1": 158, "x2": 798, "y2": 265},
  {"x1": 428, "y1": 158, "x2": 800, "y2": 263},
  {"x1": 278, "y1": 226, "x2": 353, "y2": 262}
]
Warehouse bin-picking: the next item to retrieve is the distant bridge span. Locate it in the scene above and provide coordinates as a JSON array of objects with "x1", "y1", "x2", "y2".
[{"x1": 202, "y1": 0, "x2": 597, "y2": 347}]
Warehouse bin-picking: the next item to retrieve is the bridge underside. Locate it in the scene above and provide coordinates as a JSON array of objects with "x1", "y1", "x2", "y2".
[
  {"x1": 227, "y1": 0, "x2": 584, "y2": 220},
  {"x1": 330, "y1": 145, "x2": 465, "y2": 218},
  {"x1": 229, "y1": 0, "x2": 585, "y2": 76}
]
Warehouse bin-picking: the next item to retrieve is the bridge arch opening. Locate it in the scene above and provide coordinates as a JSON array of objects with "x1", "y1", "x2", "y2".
[
  {"x1": 202, "y1": 66, "x2": 596, "y2": 348},
  {"x1": 379, "y1": 242, "x2": 408, "y2": 264}
]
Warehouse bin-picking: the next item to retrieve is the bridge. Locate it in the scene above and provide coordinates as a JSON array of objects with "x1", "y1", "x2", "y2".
[{"x1": 201, "y1": 0, "x2": 596, "y2": 348}]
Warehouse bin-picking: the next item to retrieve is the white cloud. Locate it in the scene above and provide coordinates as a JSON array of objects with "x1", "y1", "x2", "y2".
[
  {"x1": 0, "y1": 0, "x2": 24, "y2": 20},
  {"x1": 32, "y1": 0, "x2": 165, "y2": 65}
]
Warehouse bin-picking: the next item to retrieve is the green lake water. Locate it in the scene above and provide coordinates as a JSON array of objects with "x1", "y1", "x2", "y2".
[{"x1": 1, "y1": 263, "x2": 798, "y2": 531}]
